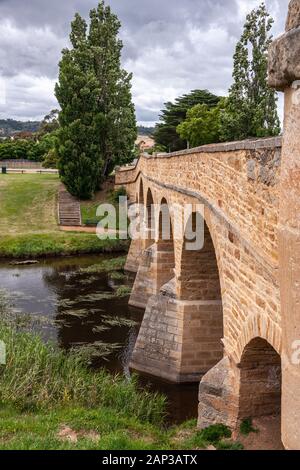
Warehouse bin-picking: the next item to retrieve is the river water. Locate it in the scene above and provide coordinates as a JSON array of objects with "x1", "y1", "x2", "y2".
[{"x1": 0, "y1": 254, "x2": 198, "y2": 424}]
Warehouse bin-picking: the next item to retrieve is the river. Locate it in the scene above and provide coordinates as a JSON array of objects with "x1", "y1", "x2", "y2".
[{"x1": 0, "y1": 254, "x2": 198, "y2": 424}]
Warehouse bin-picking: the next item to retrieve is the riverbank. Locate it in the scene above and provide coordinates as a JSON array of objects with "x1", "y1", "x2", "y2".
[
  {"x1": 0, "y1": 295, "x2": 243, "y2": 450},
  {"x1": 0, "y1": 233, "x2": 128, "y2": 259},
  {"x1": 0, "y1": 173, "x2": 128, "y2": 259}
]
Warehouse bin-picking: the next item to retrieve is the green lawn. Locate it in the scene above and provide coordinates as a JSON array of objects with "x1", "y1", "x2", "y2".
[
  {"x1": 0, "y1": 174, "x2": 59, "y2": 234},
  {"x1": 0, "y1": 174, "x2": 127, "y2": 258},
  {"x1": 81, "y1": 185, "x2": 127, "y2": 227}
]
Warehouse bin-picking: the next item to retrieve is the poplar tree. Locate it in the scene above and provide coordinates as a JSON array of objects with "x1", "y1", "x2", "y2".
[
  {"x1": 55, "y1": 1, "x2": 136, "y2": 199},
  {"x1": 221, "y1": 3, "x2": 280, "y2": 141}
]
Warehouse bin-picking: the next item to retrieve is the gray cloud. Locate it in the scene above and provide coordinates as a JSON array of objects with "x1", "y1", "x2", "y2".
[{"x1": 0, "y1": 0, "x2": 290, "y2": 123}]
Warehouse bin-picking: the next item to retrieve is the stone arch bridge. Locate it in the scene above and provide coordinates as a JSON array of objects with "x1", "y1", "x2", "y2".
[{"x1": 115, "y1": 0, "x2": 300, "y2": 450}]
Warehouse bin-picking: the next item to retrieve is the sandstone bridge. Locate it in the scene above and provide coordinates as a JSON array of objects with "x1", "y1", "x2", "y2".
[{"x1": 115, "y1": 1, "x2": 300, "y2": 450}]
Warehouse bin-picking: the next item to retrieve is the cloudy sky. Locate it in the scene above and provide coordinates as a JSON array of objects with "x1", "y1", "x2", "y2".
[{"x1": 0, "y1": 0, "x2": 289, "y2": 125}]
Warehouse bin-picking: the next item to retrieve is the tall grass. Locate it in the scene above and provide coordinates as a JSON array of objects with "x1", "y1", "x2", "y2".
[{"x1": 0, "y1": 297, "x2": 166, "y2": 425}]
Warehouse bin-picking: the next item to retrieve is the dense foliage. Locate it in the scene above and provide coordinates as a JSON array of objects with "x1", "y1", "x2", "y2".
[
  {"x1": 153, "y1": 90, "x2": 220, "y2": 152},
  {"x1": 0, "y1": 133, "x2": 58, "y2": 162},
  {"x1": 177, "y1": 100, "x2": 226, "y2": 148},
  {"x1": 55, "y1": 1, "x2": 137, "y2": 199},
  {"x1": 220, "y1": 3, "x2": 280, "y2": 140}
]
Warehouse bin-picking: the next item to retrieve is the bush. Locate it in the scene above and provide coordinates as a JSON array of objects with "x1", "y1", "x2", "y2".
[
  {"x1": 42, "y1": 149, "x2": 58, "y2": 168},
  {"x1": 240, "y1": 418, "x2": 258, "y2": 436},
  {"x1": 200, "y1": 424, "x2": 232, "y2": 443},
  {"x1": 109, "y1": 187, "x2": 127, "y2": 203}
]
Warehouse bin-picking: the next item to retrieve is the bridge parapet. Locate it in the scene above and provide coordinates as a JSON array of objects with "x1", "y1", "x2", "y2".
[{"x1": 116, "y1": 136, "x2": 282, "y2": 267}]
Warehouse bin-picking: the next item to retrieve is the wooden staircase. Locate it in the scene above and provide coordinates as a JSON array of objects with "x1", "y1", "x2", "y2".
[{"x1": 58, "y1": 186, "x2": 82, "y2": 227}]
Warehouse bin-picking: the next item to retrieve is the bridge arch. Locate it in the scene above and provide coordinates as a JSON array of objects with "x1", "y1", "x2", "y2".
[
  {"x1": 138, "y1": 178, "x2": 144, "y2": 204},
  {"x1": 145, "y1": 187, "x2": 155, "y2": 247},
  {"x1": 175, "y1": 211, "x2": 224, "y2": 374},
  {"x1": 238, "y1": 337, "x2": 281, "y2": 433},
  {"x1": 178, "y1": 211, "x2": 223, "y2": 303},
  {"x1": 155, "y1": 197, "x2": 176, "y2": 290},
  {"x1": 231, "y1": 313, "x2": 282, "y2": 364},
  {"x1": 156, "y1": 197, "x2": 173, "y2": 243}
]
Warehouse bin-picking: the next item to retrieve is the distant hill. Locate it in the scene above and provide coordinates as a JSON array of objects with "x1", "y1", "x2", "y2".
[
  {"x1": 1, "y1": 121, "x2": 154, "y2": 139},
  {"x1": 0, "y1": 119, "x2": 41, "y2": 137},
  {"x1": 137, "y1": 126, "x2": 155, "y2": 137}
]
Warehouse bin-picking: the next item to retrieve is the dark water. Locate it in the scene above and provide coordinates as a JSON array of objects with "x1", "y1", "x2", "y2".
[{"x1": 0, "y1": 255, "x2": 198, "y2": 424}]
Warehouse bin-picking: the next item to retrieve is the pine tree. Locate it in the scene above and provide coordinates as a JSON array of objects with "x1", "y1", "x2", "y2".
[
  {"x1": 153, "y1": 90, "x2": 220, "y2": 152},
  {"x1": 220, "y1": 3, "x2": 280, "y2": 141},
  {"x1": 55, "y1": 1, "x2": 136, "y2": 199}
]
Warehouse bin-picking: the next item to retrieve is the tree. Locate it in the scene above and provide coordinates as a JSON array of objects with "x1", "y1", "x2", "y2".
[
  {"x1": 220, "y1": 3, "x2": 280, "y2": 141},
  {"x1": 29, "y1": 133, "x2": 59, "y2": 162},
  {"x1": 38, "y1": 110, "x2": 60, "y2": 136},
  {"x1": 177, "y1": 100, "x2": 226, "y2": 148},
  {"x1": 42, "y1": 149, "x2": 59, "y2": 169},
  {"x1": 0, "y1": 139, "x2": 35, "y2": 161},
  {"x1": 55, "y1": 1, "x2": 136, "y2": 199},
  {"x1": 153, "y1": 90, "x2": 220, "y2": 152}
]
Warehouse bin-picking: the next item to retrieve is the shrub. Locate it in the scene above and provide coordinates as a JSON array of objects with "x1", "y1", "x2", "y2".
[
  {"x1": 200, "y1": 424, "x2": 232, "y2": 443},
  {"x1": 239, "y1": 418, "x2": 258, "y2": 436}
]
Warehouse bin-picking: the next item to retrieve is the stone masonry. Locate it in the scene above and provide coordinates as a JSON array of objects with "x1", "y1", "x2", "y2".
[
  {"x1": 115, "y1": 0, "x2": 300, "y2": 450},
  {"x1": 116, "y1": 137, "x2": 282, "y2": 394}
]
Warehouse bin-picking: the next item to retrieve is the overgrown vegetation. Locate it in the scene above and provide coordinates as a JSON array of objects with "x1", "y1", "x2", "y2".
[
  {"x1": 169, "y1": 421, "x2": 243, "y2": 451},
  {"x1": 0, "y1": 294, "x2": 246, "y2": 450},
  {"x1": 0, "y1": 294, "x2": 165, "y2": 427}
]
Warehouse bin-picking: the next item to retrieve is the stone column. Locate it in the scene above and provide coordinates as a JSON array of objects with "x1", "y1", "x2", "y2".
[
  {"x1": 124, "y1": 238, "x2": 143, "y2": 273},
  {"x1": 128, "y1": 242, "x2": 175, "y2": 309},
  {"x1": 130, "y1": 277, "x2": 224, "y2": 383},
  {"x1": 268, "y1": 0, "x2": 300, "y2": 450}
]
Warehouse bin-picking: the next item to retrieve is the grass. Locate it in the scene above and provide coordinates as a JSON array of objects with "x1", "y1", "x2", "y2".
[
  {"x1": 109, "y1": 271, "x2": 126, "y2": 281},
  {"x1": 79, "y1": 256, "x2": 127, "y2": 273},
  {"x1": 177, "y1": 423, "x2": 243, "y2": 450},
  {"x1": 0, "y1": 296, "x2": 245, "y2": 450},
  {"x1": 0, "y1": 174, "x2": 128, "y2": 258},
  {"x1": 115, "y1": 285, "x2": 132, "y2": 297},
  {"x1": 239, "y1": 418, "x2": 259, "y2": 436},
  {"x1": 0, "y1": 296, "x2": 166, "y2": 426},
  {"x1": 81, "y1": 185, "x2": 127, "y2": 227},
  {"x1": 0, "y1": 174, "x2": 59, "y2": 234},
  {"x1": 0, "y1": 233, "x2": 128, "y2": 259},
  {"x1": 0, "y1": 406, "x2": 169, "y2": 450}
]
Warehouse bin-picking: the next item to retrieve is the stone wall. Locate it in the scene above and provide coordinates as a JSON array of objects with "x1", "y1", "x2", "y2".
[{"x1": 116, "y1": 137, "x2": 282, "y2": 370}]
